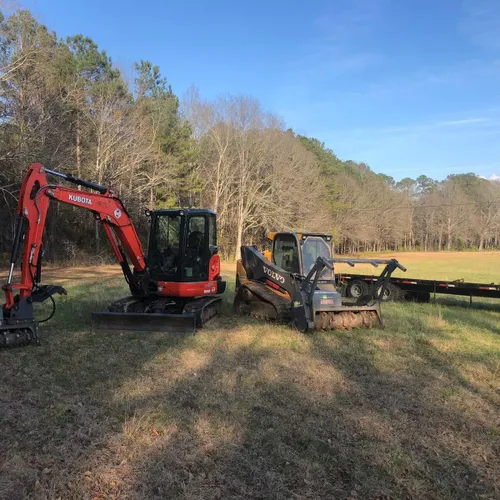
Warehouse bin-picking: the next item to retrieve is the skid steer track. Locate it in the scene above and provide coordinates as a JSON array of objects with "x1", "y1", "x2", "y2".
[
  {"x1": 234, "y1": 282, "x2": 291, "y2": 322},
  {"x1": 235, "y1": 282, "x2": 382, "y2": 330}
]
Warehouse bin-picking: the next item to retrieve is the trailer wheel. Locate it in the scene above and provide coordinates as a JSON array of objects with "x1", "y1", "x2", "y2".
[
  {"x1": 346, "y1": 279, "x2": 369, "y2": 299},
  {"x1": 378, "y1": 283, "x2": 403, "y2": 302}
]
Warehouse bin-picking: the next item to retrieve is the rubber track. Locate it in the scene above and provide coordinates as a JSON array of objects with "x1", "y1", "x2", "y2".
[
  {"x1": 108, "y1": 296, "x2": 146, "y2": 313},
  {"x1": 106, "y1": 295, "x2": 221, "y2": 327},
  {"x1": 236, "y1": 282, "x2": 381, "y2": 330},
  {"x1": 0, "y1": 327, "x2": 38, "y2": 348},
  {"x1": 235, "y1": 282, "x2": 292, "y2": 321}
]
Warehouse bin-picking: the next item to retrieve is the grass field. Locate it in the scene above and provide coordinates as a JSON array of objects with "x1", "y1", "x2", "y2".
[
  {"x1": 336, "y1": 250, "x2": 500, "y2": 283},
  {"x1": 1, "y1": 253, "x2": 500, "y2": 499}
]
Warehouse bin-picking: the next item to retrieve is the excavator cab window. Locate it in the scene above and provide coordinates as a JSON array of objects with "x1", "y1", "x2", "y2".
[
  {"x1": 149, "y1": 214, "x2": 182, "y2": 279},
  {"x1": 208, "y1": 215, "x2": 217, "y2": 248},
  {"x1": 149, "y1": 210, "x2": 216, "y2": 283},
  {"x1": 273, "y1": 234, "x2": 300, "y2": 274},
  {"x1": 184, "y1": 215, "x2": 208, "y2": 280}
]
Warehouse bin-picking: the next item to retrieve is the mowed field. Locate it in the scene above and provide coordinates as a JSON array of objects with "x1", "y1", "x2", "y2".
[
  {"x1": 335, "y1": 251, "x2": 500, "y2": 283},
  {"x1": 1, "y1": 253, "x2": 499, "y2": 499}
]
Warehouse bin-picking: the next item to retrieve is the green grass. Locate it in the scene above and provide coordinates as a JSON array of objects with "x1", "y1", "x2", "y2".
[{"x1": 1, "y1": 259, "x2": 500, "y2": 499}]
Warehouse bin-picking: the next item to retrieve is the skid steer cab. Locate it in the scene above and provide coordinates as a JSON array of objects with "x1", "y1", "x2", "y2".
[
  {"x1": 234, "y1": 232, "x2": 406, "y2": 332},
  {"x1": 263, "y1": 232, "x2": 335, "y2": 283}
]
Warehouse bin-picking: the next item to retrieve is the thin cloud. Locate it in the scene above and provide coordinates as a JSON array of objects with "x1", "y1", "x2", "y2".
[
  {"x1": 295, "y1": 46, "x2": 385, "y2": 76},
  {"x1": 460, "y1": 0, "x2": 500, "y2": 51},
  {"x1": 313, "y1": 0, "x2": 383, "y2": 40},
  {"x1": 327, "y1": 116, "x2": 492, "y2": 140},
  {"x1": 379, "y1": 59, "x2": 500, "y2": 100},
  {"x1": 289, "y1": 0, "x2": 386, "y2": 80},
  {"x1": 384, "y1": 163, "x2": 500, "y2": 175},
  {"x1": 434, "y1": 118, "x2": 488, "y2": 126}
]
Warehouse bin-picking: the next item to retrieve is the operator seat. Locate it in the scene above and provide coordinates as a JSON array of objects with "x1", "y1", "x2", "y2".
[
  {"x1": 187, "y1": 231, "x2": 203, "y2": 256},
  {"x1": 281, "y1": 245, "x2": 299, "y2": 273},
  {"x1": 185, "y1": 230, "x2": 204, "y2": 278}
]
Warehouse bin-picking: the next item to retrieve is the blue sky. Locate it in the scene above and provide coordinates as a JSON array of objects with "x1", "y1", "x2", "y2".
[{"x1": 21, "y1": 0, "x2": 500, "y2": 180}]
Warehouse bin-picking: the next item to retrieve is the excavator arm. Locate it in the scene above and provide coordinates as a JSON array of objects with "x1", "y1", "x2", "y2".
[{"x1": 1, "y1": 163, "x2": 147, "y2": 346}]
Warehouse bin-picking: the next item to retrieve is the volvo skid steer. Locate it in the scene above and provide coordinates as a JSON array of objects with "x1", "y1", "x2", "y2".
[{"x1": 234, "y1": 232, "x2": 406, "y2": 332}]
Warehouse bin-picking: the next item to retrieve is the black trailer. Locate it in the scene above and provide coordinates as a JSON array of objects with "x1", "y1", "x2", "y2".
[{"x1": 338, "y1": 273, "x2": 500, "y2": 303}]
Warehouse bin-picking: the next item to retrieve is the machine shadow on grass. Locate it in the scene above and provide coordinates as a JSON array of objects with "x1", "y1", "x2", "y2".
[
  {"x1": 122, "y1": 314, "x2": 499, "y2": 499},
  {"x1": 1, "y1": 278, "x2": 188, "y2": 499},
  {"x1": 1, "y1": 278, "x2": 499, "y2": 499},
  {"x1": 309, "y1": 331, "x2": 498, "y2": 498}
]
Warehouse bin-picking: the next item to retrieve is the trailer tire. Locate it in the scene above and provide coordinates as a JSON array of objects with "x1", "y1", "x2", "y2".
[
  {"x1": 346, "y1": 279, "x2": 369, "y2": 299},
  {"x1": 378, "y1": 283, "x2": 404, "y2": 302}
]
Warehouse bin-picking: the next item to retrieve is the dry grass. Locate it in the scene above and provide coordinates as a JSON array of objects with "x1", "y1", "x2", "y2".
[{"x1": 1, "y1": 255, "x2": 500, "y2": 499}]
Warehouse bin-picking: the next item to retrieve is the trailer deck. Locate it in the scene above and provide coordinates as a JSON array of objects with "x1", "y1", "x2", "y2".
[{"x1": 338, "y1": 273, "x2": 500, "y2": 301}]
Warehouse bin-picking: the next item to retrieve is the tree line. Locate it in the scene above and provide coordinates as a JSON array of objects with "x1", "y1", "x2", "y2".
[{"x1": 0, "y1": 8, "x2": 499, "y2": 263}]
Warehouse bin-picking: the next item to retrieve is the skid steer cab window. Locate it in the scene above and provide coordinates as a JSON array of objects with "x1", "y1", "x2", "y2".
[
  {"x1": 149, "y1": 215, "x2": 182, "y2": 279},
  {"x1": 302, "y1": 236, "x2": 332, "y2": 278},
  {"x1": 273, "y1": 234, "x2": 300, "y2": 274},
  {"x1": 184, "y1": 216, "x2": 208, "y2": 281}
]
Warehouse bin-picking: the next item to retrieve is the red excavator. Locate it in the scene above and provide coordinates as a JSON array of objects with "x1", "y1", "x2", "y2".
[{"x1": 0, "y1": 163, "x2": 226, "y2": 347}]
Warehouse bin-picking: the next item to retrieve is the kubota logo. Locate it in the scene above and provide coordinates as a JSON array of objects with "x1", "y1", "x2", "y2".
[
  {"x1": 69, "y1": 194, "x2": 92, "y2": 205},
  {"x1": 263, "y1": 265, "x2": 285, "y2": 284}
]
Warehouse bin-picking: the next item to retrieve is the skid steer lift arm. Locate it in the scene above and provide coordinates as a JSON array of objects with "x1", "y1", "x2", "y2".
[
  {"x1": 292, "y1": 257, "x2": 406, "y2": 332},
  {"x1": 1, "y1": 163, "x2": 147, "y2": 346}
]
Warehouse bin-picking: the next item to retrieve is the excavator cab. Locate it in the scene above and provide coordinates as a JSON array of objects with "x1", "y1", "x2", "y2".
[
  {"x1": 147, "y1": 209, "x2": 219, "y2": 283},
  {"x1": 95, "y1": 208, "x2": 226, "y2": 332}
]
